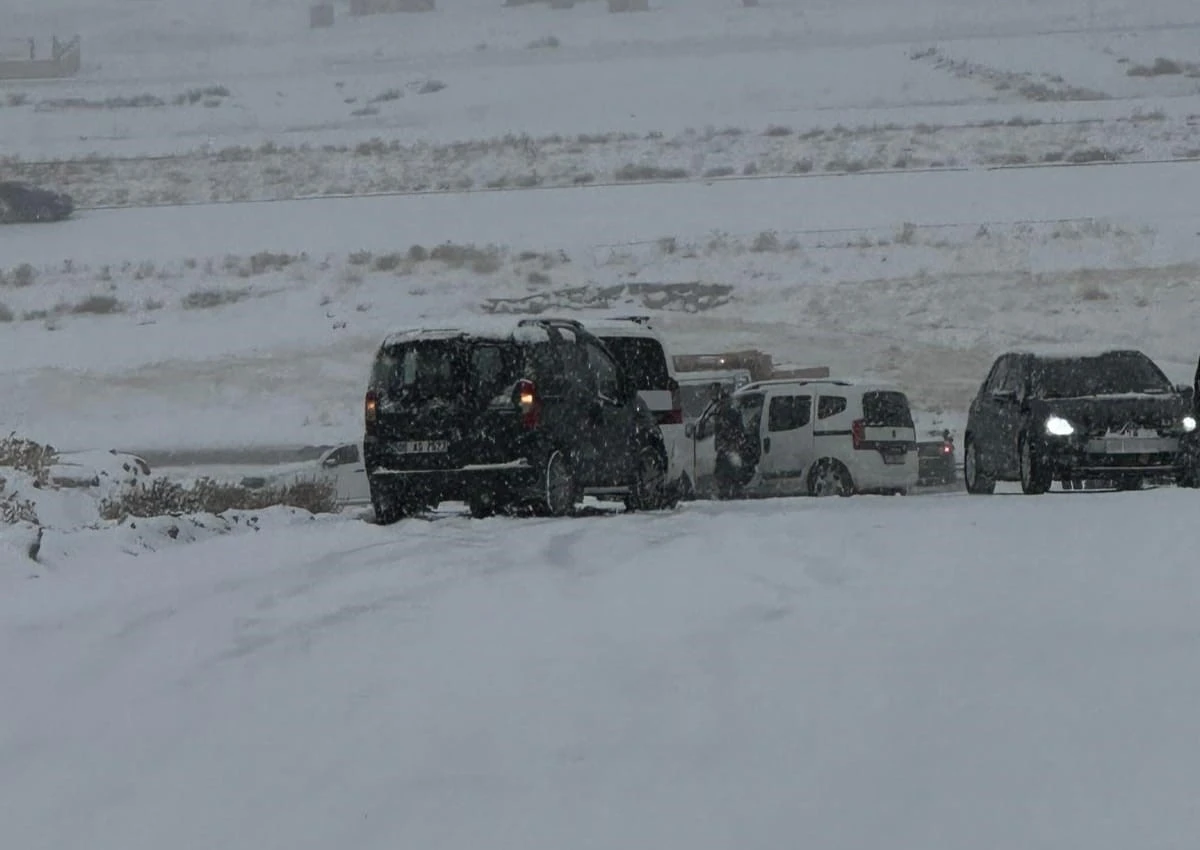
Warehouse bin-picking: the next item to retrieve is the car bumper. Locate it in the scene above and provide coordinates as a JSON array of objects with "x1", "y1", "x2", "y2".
[
  {"x1": 368, "y1": 459, "x2": 537, "y2": 500},
  {"x1": 1043, "y1": 436, "x2": 1182, "y2": 476}
]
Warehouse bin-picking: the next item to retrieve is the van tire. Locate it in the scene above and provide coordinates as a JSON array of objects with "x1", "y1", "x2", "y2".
[
  {"x1": 626, "y1": 445, "x2": 670, "y2": 511},
  {"x1": 808, "y1": 459, "x2": 854, "y2": 497},
  {"x1": 532, "y1": 450, "x2": 576, "y2": 517}
]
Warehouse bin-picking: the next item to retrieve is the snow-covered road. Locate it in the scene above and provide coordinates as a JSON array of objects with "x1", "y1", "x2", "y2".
[
  {"x1": 6, "y1": 159, "x2": 1200, "y2": 266},
  {"x1": 4, "y1": 493, "x2": 1200, "y2": 850}
]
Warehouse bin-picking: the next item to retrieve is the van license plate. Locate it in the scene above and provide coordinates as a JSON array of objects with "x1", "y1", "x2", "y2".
[
  {"x1": 397, "y1": 440, "x2": 448, "y2": 454},
  {"x1": 883, "y1": 454, "x2": 907, "y2": 465}
]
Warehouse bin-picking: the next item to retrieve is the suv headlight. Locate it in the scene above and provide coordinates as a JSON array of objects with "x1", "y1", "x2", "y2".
[
  {"x1": 1183, "y1": 416, "x2": 1197, "y2": 433},
  {"x1": 1045, "y1": 415, "x2": 1074, "y2": 436}
]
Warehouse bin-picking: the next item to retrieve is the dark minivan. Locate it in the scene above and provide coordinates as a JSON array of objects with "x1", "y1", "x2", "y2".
[{"x1": 363, "y1": 318, "x2": 673, "y2": 522}]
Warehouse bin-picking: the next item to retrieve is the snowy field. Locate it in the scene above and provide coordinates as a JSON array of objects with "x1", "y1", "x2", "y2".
[
  {"x1": 3, "y1": 161, "x2": 1200, "y2": 451},
  {"x1": 5, "y1": 0, "x2": 1200, "y2": 845},
  {"x1": 4, "y1": 0, "x2": 1200, "y2": 453},
  {"x1": 5, "y1": 493, "x2": 1200, "y2": 849}
]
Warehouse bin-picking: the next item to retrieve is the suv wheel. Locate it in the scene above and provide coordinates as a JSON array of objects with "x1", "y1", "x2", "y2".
[
  {"x1": 371, "y1": 484, "x2": 403, "y2": 525},
  {"x1": 626, "y1": 445, "x2": 669, "y2": 511},
  {"x1": 964, "y1": 437, "x2": 995, "y2": 495},
  {"x1": 532, "y1": 450, "x2": 576, "y2": 517},
  {"x1": 808, "y1": 459, "x2": 854, "y2": 497},
  {"x1": 1019, "y1": 434, "x2": 1052, "y2": 495}
]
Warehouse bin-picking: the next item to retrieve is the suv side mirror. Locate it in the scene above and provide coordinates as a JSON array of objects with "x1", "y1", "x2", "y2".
[
  {"x1": 684, "y1": 422, "x2": 696, "y2": 439},
  {"x1": 321, "y1": 455, "x2": 339, "y2": 468}
]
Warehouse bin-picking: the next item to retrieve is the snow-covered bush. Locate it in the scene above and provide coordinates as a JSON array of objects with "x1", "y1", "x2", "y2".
[{"x1": 100, "y1": 476, "x2": 339, "y2": 520}]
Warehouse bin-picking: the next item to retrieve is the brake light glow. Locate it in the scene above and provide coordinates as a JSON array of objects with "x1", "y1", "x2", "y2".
[
  {"x1": 851, "y1": 419, "x2": 866, "y2": 450},
  {"x1": 941, "y1": 443, "x2": 953, "y2": 455},
  {"x1": 515, "y1": 379, "x2": 541, "y2": 429},
  {"x1": 364, "y1": 391, "x2": 379, "y2": 430}
]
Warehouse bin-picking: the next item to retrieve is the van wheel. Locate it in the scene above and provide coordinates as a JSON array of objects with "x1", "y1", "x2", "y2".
[
  {"x1": 532, "y1": 450, "x2": 576, "y2": 517},
  {"x1": 964, "y1": 437, "x2": 995, "y2": 495},
  {"x1": 676, "y1": 474, "x2": 695, "y2": 502},
  {"x1": 808, "y1": 459, "x2": 854, "y2": 497},
  {"x1": 626, "y1": 445, "x2": 669, "y2": 511}
]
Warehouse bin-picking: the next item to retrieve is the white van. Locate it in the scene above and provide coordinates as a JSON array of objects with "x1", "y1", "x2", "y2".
[{"x1": 682, "y1": 378, "x2": 919, "y2": 497}]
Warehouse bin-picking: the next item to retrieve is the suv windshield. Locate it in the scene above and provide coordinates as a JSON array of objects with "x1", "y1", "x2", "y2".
[
  {"x1": 371, "y1": 339, "x2": 519, "y2": 402},
  {"x1": 596, "y1": 337, "x2": 670, "y2": 390},
  {"x1": 1032, "y1": 353, "x2": 1171, "y2": 399},
  {"x1": 862, "y1": 391, "x2": 914, "y2": 427}
]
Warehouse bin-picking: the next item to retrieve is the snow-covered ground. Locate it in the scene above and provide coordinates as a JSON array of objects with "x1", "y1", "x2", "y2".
[
  {"x1": 6, "y1": 0, "x2": 1200, "y2": 843},
  {"x1": 3, "y1": 162, "x2": 1200, "y2": 451},
  {"x1": 5, "y1": 493, "x2": 1200, "y2": 849}
]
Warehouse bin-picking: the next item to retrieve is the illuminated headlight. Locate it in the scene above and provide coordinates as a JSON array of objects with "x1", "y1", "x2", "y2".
[
  {"x1": 1044, "y1": 415, "x2": 1075, "y2": 436},
  {"x1": 1183, "y1": 416, "x2": 1197, "y2": 433}
]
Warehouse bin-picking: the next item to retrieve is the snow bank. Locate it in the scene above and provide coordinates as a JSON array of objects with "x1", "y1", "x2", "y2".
[{"x1": 2, "y1": 491, "x2": 1198, "y2": 848}]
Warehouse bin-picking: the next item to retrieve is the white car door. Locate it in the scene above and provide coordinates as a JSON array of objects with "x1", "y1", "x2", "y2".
[
  {"x1": 320, "y1": 443, "x2": 370, "y2": 505},
  {"x1": 753, "y1": 390, "x2": 814, "y2": 495},
  {"x1": 337, "y1": 443, "x2": 370, "y2": 504}
]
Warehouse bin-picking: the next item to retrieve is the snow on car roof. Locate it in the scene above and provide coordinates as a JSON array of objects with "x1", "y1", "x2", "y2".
[
  {"x1": 1009, "y1": 346, "x2": 1147, "y2": 360},
  {"x1": 736, "y1": 377, "x2": 906, "y2": 394},
  {"x1": 380, "y1": 320, "x2": 552, "y2": 348}
]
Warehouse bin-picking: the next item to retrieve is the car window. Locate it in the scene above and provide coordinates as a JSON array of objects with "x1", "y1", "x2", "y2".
[
  {"x1": 1031, "y1": 352, "x2": 1174, "y2": 399},
  {"x1": 984, "y1": 357, "x2": 1009, "y2": 394},
  {"x1": 596, "y1": 336, "x2": 670, "y2": 390},
  {"x1": 584, "y1": 341, "x2": 622, "y2": 399},
  {"x1": 328, "y1": 444, "x2": 359, "y2": 465},
  {"x1": 768, "y1": 395, "x2": 812, "y2": 432},
  {"x1": 736, "y1": 393, "x2": 765, "y2": 434},
  {"x1": 371, "y1": 339, "x2": 518, "y2": 402},
  {"x1": 861, "y1": 391, "x2": 915, "y2": 427},
  {"x1": 817, "y1": 396, "x2": 847, "y2": 419},
  {"x1": 680, "y1": 383, "x2": 718, "y2": 420}
]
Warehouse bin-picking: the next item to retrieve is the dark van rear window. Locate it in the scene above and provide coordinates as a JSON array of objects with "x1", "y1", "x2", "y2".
[
  {"x1": 597, "y1": 337, "x2": 670, "y2": 390},
  {"x1": 371, "y1": 340, "x2": 519, "y2": 401},
  {"x1": 861, "y1": 391, "x2": 914, "y2": 427}
]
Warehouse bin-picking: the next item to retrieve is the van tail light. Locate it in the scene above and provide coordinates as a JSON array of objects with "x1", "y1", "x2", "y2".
[
  {"x1": 660, "y1": 378, "x2": 684, "y2": 425},
  {"x1": 851, "y1": 419, "x2": 867, "y2": 450},
  {"x1": 515, "y1": 379, "x2": 541, "y2": 429},
  {"x1": 365, "y1": 391, "x2": 379, "y2": 433},
  {"x1": 941, "y1": 442, "x2": 954, "y2": 455}
]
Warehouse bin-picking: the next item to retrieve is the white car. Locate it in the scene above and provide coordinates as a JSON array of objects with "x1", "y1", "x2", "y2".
[
  {"x1": 581, "y1": 316, "x2": 687, "y2": 495},
  {"x1": 240, "y1": 442, "x2": 371, "y2": 506},
  {"x1": 682, "y1": 378, "x2": 920, "y2": 497},
  {"x1": 47, "y1": 450, "x2": 152, "y2": 496}
]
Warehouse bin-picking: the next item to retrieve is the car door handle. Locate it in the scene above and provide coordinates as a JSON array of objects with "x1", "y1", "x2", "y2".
[{"x1": 763, "y1": 437, "x2": 771, "y2": 454}]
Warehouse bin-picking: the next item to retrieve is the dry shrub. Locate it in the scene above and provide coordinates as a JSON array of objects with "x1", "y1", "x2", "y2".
[
  {"x1": 7, "y1": 263, "x2": 36, "y2": 287},
  {"x1": 614, "y1": 164, "x2": 690, "y2": 182},
  {"x1": 182, "y1": 287, "x2": 249, "y2": 310},
  {"x1": 248, "y1": 251, "x2": 296, "y2": 275},
  {"x1": 430, "y1": 243, "x2": 501, "y2": 274},
  {"x1": 373, "y1": 252, "x2": 405, "y2": 272},
  {"x1": 0, "y1": 433, "x2": 57, "y2": 485},
  {"x1": 1, "y1": 486, "x2": 39, "y2": 525},
  {"x1": 100, "y1": 476, "x2": 338, "y2": 521},
  {"x1": 1077, "y1": 281, "x2": 1111, "y2": 302},
  {"x1": 71, "y1": 295, "x2": 124, "y2": 315}
]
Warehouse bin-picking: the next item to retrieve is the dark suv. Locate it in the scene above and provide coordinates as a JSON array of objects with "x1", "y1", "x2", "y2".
[
  {"x1": 964, "y1": 349, "x2": 1197, "y2": 494},
  {"x1": 363, "y1": 318, "x2": 673, "y2": 522}
]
